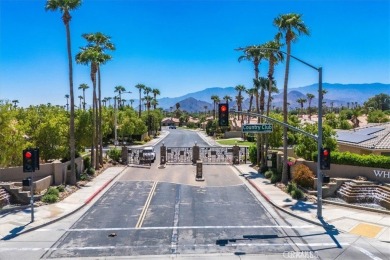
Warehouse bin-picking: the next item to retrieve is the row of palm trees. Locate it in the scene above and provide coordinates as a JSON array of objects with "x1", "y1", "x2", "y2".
[
  {"x1": 232, "y1": 13, "x2": 310, "y2": 184},
  {"x1": 45, "y1": 0, "x2": 162, "y2": 183}
]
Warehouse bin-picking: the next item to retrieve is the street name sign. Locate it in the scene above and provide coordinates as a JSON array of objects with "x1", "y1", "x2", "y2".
[{"x1": 242, "y1": 124, "x2": 273, "y2": 133}]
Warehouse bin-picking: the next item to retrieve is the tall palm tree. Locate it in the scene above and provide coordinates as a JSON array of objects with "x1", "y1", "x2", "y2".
[
  {"x1": 78, "y1": 95, "x2": 83, "y2": 109},
  {"x1": 238, "y1": 45, "x2": 267, "y2": 166},
  {"x1": 152, "y1": 88, "x2": 160, "y2": 110},
  {"x1": 296, "y1": 98, "x2": 307, "y2": 117},
  {"x1": 135, "y1": 84, "x2": 145, "y2": 117},
  {"x1": 223, "y1": 95, "x2": 232, "y2": 104},
  {"x1": 210, "y1": 95, "x2": 220, "y2": 119},
  {"x1": 76, "y1": 46, "x2": 111, "y2": 170},
  {"x1": 78, "y1": 83, "x2": 89, "y2": 110},
  {"x1": 245, "y1": 88, "x2": 256, "y2": 123},
  {"x1": 45, "y1": 0, "x2": 81, "y2": 185},
  {"x1": 82, "y1": 32, "x2": 115, "y2": 166},
  {"x1": 106, "y1": 96, "x2": 112, "y2": 107},
  {"x1": 274, "y1": 13, "x2": 310, "y2": 184},
  {"x1": 235, "y1": 84, "x2": 246, "y2": 123},
  {"x1": 129, "y1": 99, "x2": 134, "y2": 108},
  {"x1": 204, "y1": 105, "x2": 208, "y2": 116},
  {"x1": 306, "y1": 93, "x2": 315, "y2": 120},
  {"x1": 65, "y1": 94, "x2": 69, "y2": 111},
  {"x1": 114, "y1": 85, "x2": 126, "y2": 108},
  {"x1": 263, "y1": 40, "x2": 283, "y2": 117}
]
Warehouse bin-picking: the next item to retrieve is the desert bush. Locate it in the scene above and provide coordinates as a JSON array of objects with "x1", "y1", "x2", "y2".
[
  {"x1": 107, "y1": 148, "x2": 121, "y2": 162},
  {"x1": 291, "y1": 188, "x2": 304, "y2": 200},
  {"x1": 264, "y1": 170, "x2": 273, "y2": 179},
  {"x1": 56, "y1": 185, "x2": 65, "y2": 192},
  {"x1": 292, "y1": 164, "x2": 315, "y2": 188},
  {"x1": 270, "y1": 171, "x2": 281, "y2": 184}
]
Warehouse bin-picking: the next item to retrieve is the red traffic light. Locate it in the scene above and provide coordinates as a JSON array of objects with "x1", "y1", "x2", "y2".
[
  {"x1": 25, "y1": 151, "x2": 32, "y2": 159},
  {"x1": 323, "y1": 150, "x2": 329, "y2": 156},
  {"x1": 220, "y1": 105, "x2": 227, "y2": 112}
]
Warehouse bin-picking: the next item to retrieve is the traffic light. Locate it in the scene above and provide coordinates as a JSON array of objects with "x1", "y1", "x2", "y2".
[
  {"x1": 23, "y1": 149, "x2": 35, "y2": 172},
  {"x1": 320, "y1": 147, "x2": 331, "y2": 170},
  {"x1": 218, "y1": 103, "x2": 229, "y2": 126}
]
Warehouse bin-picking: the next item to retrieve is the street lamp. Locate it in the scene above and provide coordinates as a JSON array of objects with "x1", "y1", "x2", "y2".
[
  {"x1": 114, "y1": 91, "x2": 132, "y2": 146},
  {"x1": 258, "y1": 47, "x2": 324, "y2": 219}
]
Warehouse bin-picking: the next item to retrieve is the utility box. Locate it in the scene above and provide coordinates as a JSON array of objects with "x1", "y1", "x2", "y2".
[
  {"x1": 22, "y1": 178, "x2": 31, "y2": 186},
  {"x1": 196, "y1": 160, "x2": 204, "y2": 181},
  {"x1": 323, "y1": 175, "x2": 330, "y2": 184}
]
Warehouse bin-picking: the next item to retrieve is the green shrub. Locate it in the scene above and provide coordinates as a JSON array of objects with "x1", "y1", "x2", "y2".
[
  {"x1": 107, "y1": 148, "x2": 121, "y2": 162},
  {"x1": 264, "y1": 170, "x2": 273, "y2": 179},
  {"x1": 80, "y1": 173, "x2": 88, "y2": 181},
  {"x1": 56, "y1": 185, "x2": 65, "y2": 192},
  {"x1": 292, "y1": 164, "x2": 315, "y2": 188},
  {"x1": 291, "y1": 188, "x2": 304, "y2": 200},
  {"x1": 312, "y1": 151, "x2": 390, "y2": 169},
  {"x1": 270, "y1": 172, "x2": 281, "y2": 184},
  {"x1": 249, "y1": 145, "x2": 257, "y2": 165},
  {"x1": 46, "y1": 187, "x2": 59, "y2": 196},
  {"x1": 41, "y1": 194, "x2": 58, "y2": 203},
  {"x1": 85, "y1": 167, "x2": 95, "y2": 175},
  {"x1": 260, "y1": 165, "x2": 269, "y2": 173},
  {"x1": 83, "y1": 156, "x2": 91, "y2": 169},
  {"x1": 286, "y1": 182, "x2": 297, "y2": 194}
]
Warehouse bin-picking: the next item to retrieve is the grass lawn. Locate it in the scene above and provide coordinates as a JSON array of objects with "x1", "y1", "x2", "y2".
[{"x1": 216, "y1": 139, "x2": 254, "y2": 146}]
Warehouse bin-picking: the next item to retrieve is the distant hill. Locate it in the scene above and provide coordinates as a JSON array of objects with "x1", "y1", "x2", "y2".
[{"x1": 156, "y1": 83, "x2": 389, "y2": 112}]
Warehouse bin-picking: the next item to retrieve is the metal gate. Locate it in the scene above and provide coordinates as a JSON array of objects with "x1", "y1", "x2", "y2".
[
  {"x1": 127, "y1": 148, "x2": 148, "y2": 165},
  {"x1": 165, "y1": 146, "x2": 248, "y2": 165}
]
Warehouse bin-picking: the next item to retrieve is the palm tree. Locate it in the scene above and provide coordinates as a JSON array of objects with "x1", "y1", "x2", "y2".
[
  {"x1": 129, "y1": 99, "x2": 135, "y2": 108},
  {"x1": 45, "y1": 0, "x2": 81, "y2": 185},
  {"x1": 210, "y1": 95, "x2": 220, "y2": 119},
  {"x1": 223, "y1": 95, "x2": 232, "y2": 105},
  {"x1": 76, "y1": 45, "x2": 111, "y2": 170},
  {"x1": 204, "y1": 105, "x2": 208, "y2": 116},
  {"x1": 306, "y1": 93, "x2": 315, "y2": 120},
  {"x1": 114, "y1": 85, "x2": 126, "y2": 108},
  {"x1": 11, "y1": 100, "x2": 19, "y2": 108},
  {"x1": 78, "y1": 83, "x2": 89, "y2": 110},
  {"x1": 82, "y1": 32, "x2": 115, "y2": 166},
  {"x1": 296, "y1": 98, "x2": 307, "y2": 117},
  {"x1": 135, "y1": 84, "x2": 145, "y2": 117},
  {"x1": 235, "y1": 84, "x2": 246, "y2": 123},
  {"x1": 246, "y1": 88, "x2": 256, "y2": 123},
  {"x1": 64, "y1": 94, "x2": 70, "y2": 111},
  {"x1": 274, "y1": 13, "x2": 310, "y2": 184},
  {"x1": 263, "y1": 40, "x2": 283, "y2": 117},
  {"x1": 78, "y1": 95, "x2": 83, "y2": 109},
  {"x1": 106, "y1": 96, "x2": 112, "y2": 107},
  {"x1": 152, "y1": 88, "x2": 160, "y2": 110}
]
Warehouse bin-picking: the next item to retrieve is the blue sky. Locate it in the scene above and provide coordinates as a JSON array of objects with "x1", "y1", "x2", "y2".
[{"x1": 0, "y1": 0, "x2": 389, "y2": 107}]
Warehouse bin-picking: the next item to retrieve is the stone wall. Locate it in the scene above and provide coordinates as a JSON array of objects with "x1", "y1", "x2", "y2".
[{"x1": 0, "y1": 157, "x2": 84, "y2": 185}]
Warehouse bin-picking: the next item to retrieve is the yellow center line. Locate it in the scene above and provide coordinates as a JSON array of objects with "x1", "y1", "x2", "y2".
[{"x1": 135, "y1": 181, "x2": 158, "y2": 229}]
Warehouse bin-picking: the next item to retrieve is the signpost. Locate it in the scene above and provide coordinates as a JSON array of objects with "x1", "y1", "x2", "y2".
[{"x1": 242, "y1": 124, "x2": 273, "y2": 133}]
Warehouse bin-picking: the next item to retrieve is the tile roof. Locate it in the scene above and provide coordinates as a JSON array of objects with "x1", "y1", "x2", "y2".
[{"x1": 336, "y1": 123, "x2": 390, "y2": 150}]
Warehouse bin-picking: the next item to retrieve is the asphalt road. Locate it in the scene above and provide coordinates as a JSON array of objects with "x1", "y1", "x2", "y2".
[{"x1": 2, "y1": 128, "x2": 389, "y2": 259}]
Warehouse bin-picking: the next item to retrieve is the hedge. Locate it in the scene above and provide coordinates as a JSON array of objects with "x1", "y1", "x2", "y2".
[{"x1": 312, "y1": 151, "x2": 390, "y2": 169}]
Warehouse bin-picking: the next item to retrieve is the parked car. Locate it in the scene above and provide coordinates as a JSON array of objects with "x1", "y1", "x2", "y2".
[
  {"x1": 141, "y1": 146, "x2": 156, "y2": 164},
  {"x1": 169, "y1": 125, "x2": 176, "y2": 129}
]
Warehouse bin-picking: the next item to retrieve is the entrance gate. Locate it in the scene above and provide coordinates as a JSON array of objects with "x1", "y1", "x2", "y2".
[{"x1": 163, "y1": 145, "x2": 248, "y2": 165}]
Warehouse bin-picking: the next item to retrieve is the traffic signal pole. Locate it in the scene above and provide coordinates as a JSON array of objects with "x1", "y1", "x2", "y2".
[{"x1": 316, "y1": 67, "x2": 323, "y2": 219}]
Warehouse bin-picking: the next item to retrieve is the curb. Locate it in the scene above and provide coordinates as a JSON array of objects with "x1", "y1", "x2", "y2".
[
  {"x1": 233, "y1": 165, "x2": 335, "y2": 230},
  {"x1": 2, "y1": 167, "x2": 127, "y2": 240}
]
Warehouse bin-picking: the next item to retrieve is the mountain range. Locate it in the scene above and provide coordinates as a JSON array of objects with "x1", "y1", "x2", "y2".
[{"x1": 157, "y1": 83, "x2": 389, "y2": 112}]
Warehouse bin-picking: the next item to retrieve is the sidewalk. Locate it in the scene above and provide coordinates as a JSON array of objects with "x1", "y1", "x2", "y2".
[
  {"x1": 0, "y1": 166, "x2": 126, "y2": 240},
  {"x1": 197, "y1": 130, "x2": 390, "y2": 242},
  {"x1": 234, "y1": 164, "x2": 390, "y2": 243},
  {"x1": 0, "y1": 131, "x2": 169, "y2": 240}
]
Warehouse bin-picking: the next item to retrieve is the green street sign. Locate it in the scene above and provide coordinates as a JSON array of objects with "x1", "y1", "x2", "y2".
[{"x1": 242, "y1": 124, "x2": 273, "y2": 133}]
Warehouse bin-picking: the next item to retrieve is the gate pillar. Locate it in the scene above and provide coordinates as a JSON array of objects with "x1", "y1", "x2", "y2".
[
  {"x1": 192, "y1": 143, "x2": 200, "y2": 164},
  {"x1": 232, "y1": 145, "x2": 240, "y2": 164},
  {"x1": 121, "y1": 146, "x2": 128, "y2": 164},
  {"x1": 160, "y1": 143, "x2": 167, "y2": 165}
]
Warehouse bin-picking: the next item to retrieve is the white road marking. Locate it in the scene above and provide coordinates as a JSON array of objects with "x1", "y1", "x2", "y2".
[
  {"x1": 0, "y1": 242, "x2": 351, "y2": 252},
  {"x1": 353, "y1": 246, "x2": 383, "y2": 260},
  {"x1": 37, "y1": 225, "x2": 315, "y2": 232}
]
